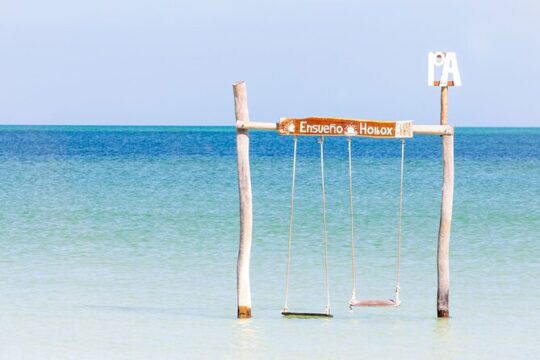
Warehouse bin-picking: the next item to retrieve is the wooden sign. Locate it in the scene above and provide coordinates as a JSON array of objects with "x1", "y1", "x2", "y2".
[
  {"x1": 428, "y1": 51, "x2": 462, "y2": 87},
  {"x1": 278, "y1": 117, "x2": 413, "y2": 138}
]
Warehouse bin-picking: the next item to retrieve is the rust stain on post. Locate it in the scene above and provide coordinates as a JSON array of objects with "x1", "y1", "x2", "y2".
[
  {"x1": 237, "y1": 306, "x2": 252, "y2": 319},
  {"x1": 437, "y1": 309, "x2": 449, "y2": 318},
  {"x1": 434, "y1": 80, "x2": 455, "y2": 87}
]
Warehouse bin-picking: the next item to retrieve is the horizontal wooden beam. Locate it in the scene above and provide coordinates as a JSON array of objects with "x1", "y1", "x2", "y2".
[
  {"x1": 236, "y1": 121, "x2": 279, "y2": 131},
  {"x1": 236, "y1": 121, "x2": 453, "y2": 136},
  {"x1": 413, "y1": 124, "x2": 454, "y2": 136}
]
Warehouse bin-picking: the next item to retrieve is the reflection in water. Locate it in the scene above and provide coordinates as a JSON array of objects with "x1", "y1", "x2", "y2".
[
  {"x1": 433, "y1": 318, "x2": 455, "y2": 360},
  {"x1": 231, "y1": 319, "x2": 262, "y2": 358},
  {"x1": 434, "y1": 317, "x2": 451, "y2": 339}
]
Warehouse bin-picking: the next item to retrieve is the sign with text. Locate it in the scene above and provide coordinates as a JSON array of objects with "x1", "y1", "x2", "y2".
[
  {"x1": 278, "y1": 117, "x2": 413, "y2": 138},
  {"x1": 428, "y1": 51, "x2": 462, "y2": 87}
]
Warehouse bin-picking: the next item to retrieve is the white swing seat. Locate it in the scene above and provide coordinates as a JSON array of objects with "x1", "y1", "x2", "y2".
[{"x1": 350, "y1": 299, "x2": 400, "y2": 307}]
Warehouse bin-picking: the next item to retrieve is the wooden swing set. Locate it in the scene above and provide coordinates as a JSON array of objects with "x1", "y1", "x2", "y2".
[
  {"x1": 234, "y1": 53, "x2": 458, "y2": 319},
  {"x1": 278, "y1": 118, "x2": 410, "y2": 318}
]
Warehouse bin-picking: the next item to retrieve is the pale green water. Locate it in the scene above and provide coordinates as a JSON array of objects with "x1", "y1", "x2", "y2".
[{"x1": 0, "y1": 127, "x2": 538, "y2": 359}]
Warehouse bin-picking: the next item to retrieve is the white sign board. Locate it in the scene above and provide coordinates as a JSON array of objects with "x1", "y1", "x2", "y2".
[{"x1": 428, "y1": 52, "x2": 461, "y2": 87}]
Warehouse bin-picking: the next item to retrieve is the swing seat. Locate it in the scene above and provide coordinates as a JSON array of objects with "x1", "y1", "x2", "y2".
[
  {"x1": 349, "y1": 299, "x2": 400, "y2": 307},
  {"x1": 281, "y1": 311, "x2": 333, "y2": 318}
]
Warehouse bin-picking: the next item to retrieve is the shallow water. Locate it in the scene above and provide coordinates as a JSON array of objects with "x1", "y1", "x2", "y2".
[{"x1": 0, "y1": 126, "x2": 538, "y2": 359}]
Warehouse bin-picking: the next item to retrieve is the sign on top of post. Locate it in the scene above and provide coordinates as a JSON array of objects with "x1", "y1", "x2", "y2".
[
  {"x1": 428, "y1": 51, "x2": 461, "y2": 87},
  {"x1": 278, "y1": 117, "x2": 413, "y2": 138}
]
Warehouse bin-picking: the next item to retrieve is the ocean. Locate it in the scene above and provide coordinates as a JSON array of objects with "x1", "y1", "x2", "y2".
[{"x1": 0, "y1": 126, "x2": 538, "y2": 359}]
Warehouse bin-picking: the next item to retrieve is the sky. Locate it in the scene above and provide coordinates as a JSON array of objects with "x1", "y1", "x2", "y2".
[{"x1": 1, "y1": 0, "x2": 539, "y2": 126}]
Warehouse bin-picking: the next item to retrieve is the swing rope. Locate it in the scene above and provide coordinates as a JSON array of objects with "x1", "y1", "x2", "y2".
[
  {"x1": 349, "y1": 138, "x2": 406, "y2": 308},
  {"x1": 348, "y1": 137, "x2": 357, "y2": 304},
  {"x1": 283, "y1": 136, "x2": 298, "y2": 312},
  {"x1": 394, "y1": 138, "x2": 406, "y2": 304},
  {"x1": 283, "y1": 136, "x2": 331, "y2": 316},
  {"x1": 319, "y1": 136, "x2": 331, "y2": 315}
]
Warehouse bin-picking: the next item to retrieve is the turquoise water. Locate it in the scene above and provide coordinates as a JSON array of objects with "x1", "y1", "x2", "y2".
[{"x1": 0, "y1": 126, "x2": 538, "y2": 359}]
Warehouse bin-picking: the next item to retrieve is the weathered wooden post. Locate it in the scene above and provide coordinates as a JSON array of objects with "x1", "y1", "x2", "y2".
[
  {"x1": 233, "y1": 81, "x2": 253, "y2": 318},
  {"x1": 437, "y1": 85, "x2": 454, "y2": 318},
  {"x1": 429, "y1": 51, "x2": 460, "y2": 318}
]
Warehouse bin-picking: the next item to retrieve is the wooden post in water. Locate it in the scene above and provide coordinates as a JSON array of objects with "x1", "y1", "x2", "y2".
[
  {"x1": 437, "y1": 86, "x2": 454, "y2": 318},
  {"x1": 234, "y1": 81, "x2": 253, "y2": 318}
]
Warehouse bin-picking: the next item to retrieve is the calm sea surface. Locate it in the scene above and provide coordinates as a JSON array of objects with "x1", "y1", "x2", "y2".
[{"x1": 0, "y1": 126, "x2": 538, "y2": 359}]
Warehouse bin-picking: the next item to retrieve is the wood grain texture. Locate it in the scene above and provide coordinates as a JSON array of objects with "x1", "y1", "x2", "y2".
[
  {"x1": 236, "y1": 121, "x2": 278, "y2": 130},
  {"x1": 413, "y1": 124, "x2": 454, "y2": 136},
  {"x1": 234, "y1": 81, "x2": 253, "y2": 319},
  {"x1": 437, "y1": 86, "x2": 453, "y2": 318}
]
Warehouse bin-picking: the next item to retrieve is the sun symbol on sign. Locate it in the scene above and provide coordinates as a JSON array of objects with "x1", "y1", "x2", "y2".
[
  {"x1": 287, "y1": 123, "x2": 295, "y2": 133},
  {"x1": 346, "y1": 125, "x2": 356, "y2": 135}
]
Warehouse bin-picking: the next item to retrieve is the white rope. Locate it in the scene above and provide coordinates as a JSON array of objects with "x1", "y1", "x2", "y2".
[
  {"x1": 348, "y1": 137, "x2": 357, "y2": 304},
  {"x1": 319, "y1": 136, "x2": 331, "y2": 315},
  {"x1": 283, "y1": 136, "x2": 298, "y2": 312},
  {"x1": 394, "y1": 138, "x2": 406, "y2": 304}
]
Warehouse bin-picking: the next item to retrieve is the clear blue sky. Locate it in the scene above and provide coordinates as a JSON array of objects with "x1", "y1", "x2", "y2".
[{"x1": 1, "y1": 0, "x2": 539, "y2": 126}]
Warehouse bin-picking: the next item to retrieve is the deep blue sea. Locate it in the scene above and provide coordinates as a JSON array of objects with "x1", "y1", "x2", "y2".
[{"x1": 0, "y1": 126, "x2": 538, "y2": 359}]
